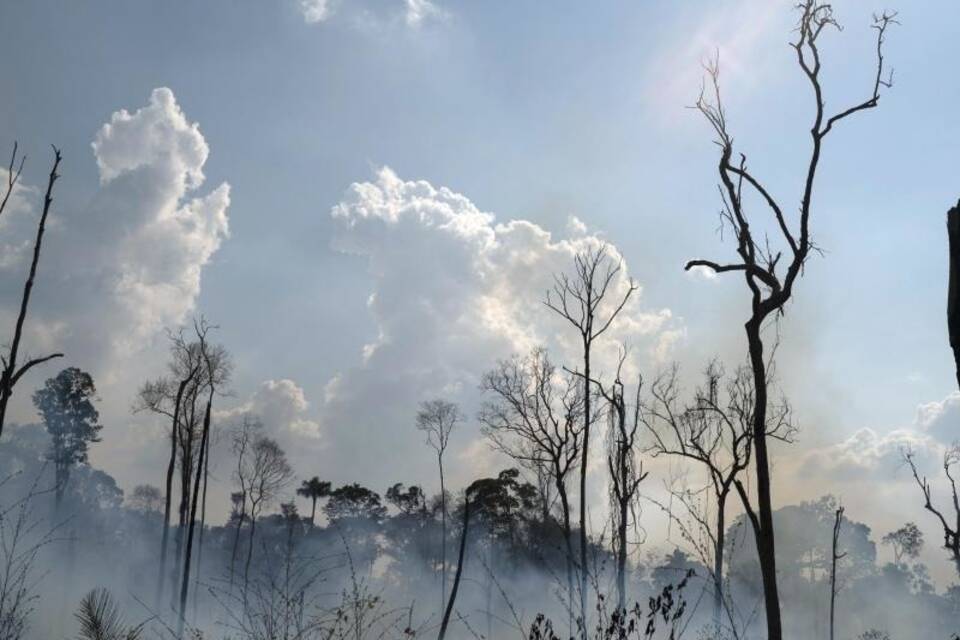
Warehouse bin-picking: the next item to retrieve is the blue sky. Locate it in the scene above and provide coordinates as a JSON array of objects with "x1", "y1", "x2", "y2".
[{"x1": 2, "y1": 0, "x2": 960, "y2": 583}]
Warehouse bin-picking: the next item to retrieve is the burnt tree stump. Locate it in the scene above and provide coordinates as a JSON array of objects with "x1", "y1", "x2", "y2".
[{"x1": 948, "y1": 200, "x2": 960, "y2": 391}]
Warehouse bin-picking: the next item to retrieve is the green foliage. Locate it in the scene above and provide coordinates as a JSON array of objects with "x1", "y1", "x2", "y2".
[
  {"x1": 32, "y1": 367, "x2": 102, "y2": 498},
  {"x1": 74, "y1": 588, "x2": 142, "y2": 640}
]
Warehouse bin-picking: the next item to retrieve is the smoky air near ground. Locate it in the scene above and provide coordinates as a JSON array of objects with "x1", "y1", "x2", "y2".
[{"x1": 1, "y1": 1, "x2": 960, "y2": 639}]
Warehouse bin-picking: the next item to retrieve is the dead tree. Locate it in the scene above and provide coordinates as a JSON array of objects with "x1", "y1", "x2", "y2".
[
  {"x1": 592, "y1": 350, "x2": 647, "y2": 612},
  {"x1": 544, "y1": 243, "x2": 636, "y2": 632},
  {"x1": 415, "y1": 399, "x2": 460, "y2": 609},
  {"x1": 177, "y1": 322, "x2": 229, "y2": 637},
  {"x1": 135, "y1": 322, "x2": 227, "y2": 608},
  {"x1": 947, "y1": 200, "x2": 960, "y2": 391},
  {"x1": 479, "y1": 347, "x2": 583, "y2": 628},
  {"x1": 829, "y1": 505, "x2": 846, "y2": 640},
  {"x1": 686, "y1": 4, "x2": 895, "y2": 637},
  {"x1": 242, "y1": 435, "x2": 293, "y2": 591},
  {"x1": 904, "y1": 445, "x2": 960, "y2": 578},
  {"x1": 437, "y1": 482, "x2": 478, "y2": 640},
  {"x1": 644, "y1": 361, "x2": 790, "y2": 636},
  {"x1": 229, "y1": 415, "x2": 261, "y2": 589},
  {"x1": 0, "y1": 144, "x2": 64, "y2": 440}
]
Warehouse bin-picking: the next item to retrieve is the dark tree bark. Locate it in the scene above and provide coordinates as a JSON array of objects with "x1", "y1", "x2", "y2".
[
  {"x1": 154, "y1": 369, "x2": 196, "y2": 606},
  {"x1": 177, "y1": 388, "x2": 213, "y2": 638},
  {"x1": 416, "y1": 399, "x2": 459, "y2": 610},
  {"x1": 947, "y1": 201, "x2": 960, "y2": 391},
  {"x1": 829, "y1": 505, "x2": 846, "y2": 640},
  {"x1": 904, "y1": 447, "x2": 960, "y2": 579},
  {"x1": 478, "y1": 347, "x2": 582, "y2": 632},
  {"x1": 0, "y1": 146, "x2": 64, "y2": 440},
  {"x1": 686, "y1": 5, "x2": 895, "y2": 638},
  {"x1": 589, "y1": 352, "x2": 647, "y2": 612},
  {"x1": 438, "y1": 484, "x2": 475, "y2": 640}
]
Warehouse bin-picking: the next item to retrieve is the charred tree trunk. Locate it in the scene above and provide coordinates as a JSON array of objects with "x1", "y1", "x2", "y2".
[
  {"x1": 243, "y1": 504, "x2": 260, "y2": 592},
  {"x1": 0, "y1": 148, "x2": 63, "y2": 439},
  {"x1": 193, "y1": 427, "x2": 212, "y2": 615},
  {"x1": 947, "y1": 201, "x2": 960, "y2": 391},
  {"x1": 829, "y1": 506, "x2": 845, "y2": 640},
  {"x1": 745, "y1": 319, "x2": 783, "y2": 640},
  {"x1": 438, "y1": 488, "x2": 472, "y2": 640},
  {"x1": 157, "y1": 375, "x2": 190, "y2": 605},
  {"x1": 439, "y1": 453, "x2": 447, "y2": 611},
  {"x1": 578, "y1": 347, "x2": 590, "y2": 633},
  {"x1": 229, "y1": 494, "x2": 246, "y2": 590},
  {"x1": 177, "y1": 390, "x2": 213, "y2": 638},
  {"x1": 713, "y1": 492, "x2": 727, "y2": 631},
  {"x1": 557, "y1": 478, "x2": 575, "y2": 635}
]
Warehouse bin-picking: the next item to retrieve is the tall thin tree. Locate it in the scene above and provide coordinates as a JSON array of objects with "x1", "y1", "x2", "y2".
[
  {"x1": 479, "y1": 347, "x2": 583, "y2": 630},
  {"x1": 829, "y1": 505, "x2": 846, "y2": 640},
  {"x1": 415, "y1": 399, "x2": 460, "y2": 610},
  {"x1": 0, "y1": 144, "x2": 64, "y2": 439},
  {"x1": 685, "y1": 4, "x2": 895, "y2": 637},
  {"x1": 545, "y1": 243, "x2": 636, "y2": 632}
]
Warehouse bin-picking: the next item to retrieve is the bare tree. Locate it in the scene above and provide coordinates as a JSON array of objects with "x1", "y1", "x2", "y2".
[
  {"x1": 0, "y1": 144, "x2": 64, "y2": 440},
  {"x1": 242, "y1": 435, "x2": 294, "y2": 590},
  {"x1": 478, "y1": 347, "x2": 583, "y2": 628},
  {"x1": 644, "y1": 361, "x2": 790, "y2": 634},
  {"x1": 134, "y1": 331, "x2": 201, "y2": 606},
  {"x1": 829, "y1": 505, "x2": 846, "y2": 640},
  {"x1": 438, "y1": 480, "x2": 481, "y2": 640},
  {"x1": 178, "y1": 321, "x2": 230, "y2": 636},
  {"x1": 415, "y1": 399, "x2": 460, "y2": 609},
  {"x1": 229, "y1": 415, "x2": 261, "y2": 589},
  {"x1": 685, "y1": 4, "x2": 896, "y2": 637},
  {"x1": 593, "y1": 350, "x2": 647, "y2": 612},
  {"x1": 135, "y1": 321, "x2": 229, "y2": 609},
  {"x1": 0, "y1": 471, "x2": 61, "y2": 640},
  {"x1": 544, "y1": 243, "x2": 636, "y2": 631},
  {"x1": 904, "y1": 444, "x2": 960, "y2": 578}
]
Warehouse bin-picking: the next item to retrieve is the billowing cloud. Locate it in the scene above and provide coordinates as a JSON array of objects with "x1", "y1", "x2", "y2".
[
  {"x1": 318, "y1": 167, "x2": 680, "y2": 489},
  {"x1": 796, "y1": 427, "x2": 937, "y2": 483},
  {"x1": 0, "y1": 87, "x2": 229, "y2": 413},
  {"x1": 914, "y1": 392, "x2": 960, "y2": 444},
  {"x1": 793, "y1": 387, "x2": 960, "y2": 485},
  {"x1": 220, "y1": 379, "x2": 321, "y2": 441}
]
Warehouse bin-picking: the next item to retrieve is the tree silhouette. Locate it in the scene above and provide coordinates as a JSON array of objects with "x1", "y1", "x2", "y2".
[
  {"x1": 0, "y1": 144, "x2": 64, "y2": 440},
  {"x1": 882, "y1": 522, "x2": 924, "y2": 567},
  {"x1": 685, "y1": 4, "x2": 895, "y2": 637},
  {"x1": 242, "y1": 434, "x2": 293, "y2": 590},
  {"x1": 593, "y1": 350, "x2": 647, "y2": 612},
  {"x1": 415, "y1": 398, "x2": 460, "y2": 609},
  {"x1": 544, "y1": 243, "x2": 636, "y2": 633},
  {"x1": 904, "y1": 445, "x2": 960, "y2": 579},
  {"x1": 178, "y1": 321, "x2": 229, "y2": 636},
  {"x1": 33, "y1": 367, "x2": 102, "y2": 508},
  {"x1": 296, "y1": 476, "x2": 332, "y2": 526},
  {"x1": 479, "y1": 346, "x2": 583, "y2": 630}
]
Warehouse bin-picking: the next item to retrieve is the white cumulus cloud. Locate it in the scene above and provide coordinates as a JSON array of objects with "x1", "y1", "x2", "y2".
[
  {"x1": 318, "y1": 166, "x2": 680, "y2": 489},
  {"x1": 0, "y1": 87, "x2": 229, "y2": 398}
]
